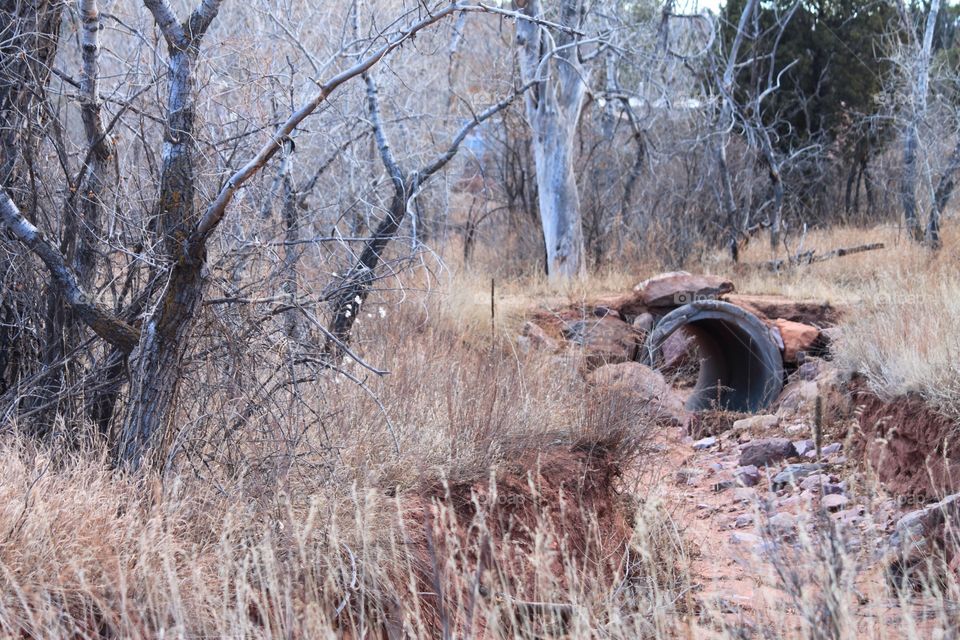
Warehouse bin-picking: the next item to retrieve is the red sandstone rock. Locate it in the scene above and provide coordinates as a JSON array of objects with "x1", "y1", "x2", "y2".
[
  {"x1": 587, "y1": 361, "x2": 689, "y2": 425},
  {"x1": 634, "y1": 271, "x2": 734, "y2": 308},
  {"x1": 774, "y1": 318, "x2": 821, "y2": 363}
]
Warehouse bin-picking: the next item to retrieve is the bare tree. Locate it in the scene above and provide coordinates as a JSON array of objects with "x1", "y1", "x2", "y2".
[
  {"x1": 711, "y1": 0, "x2": 759, "y2": 262},
  {"x1": 326, "y1": 8, "x2": 532, "y2": 349},
  {"x1": 1, "y1": 1, "x2": 523, "y2": 469},
  {"x1": 897, "y1": 0, "x2": 940, "y2": 243},
  {"x1": 740, "y1": 1, "x2": 801, "y2": 254},
  {"x1": 515, "y1": 0, "x2": 589, "y2": 279},
  {"x1": 700, "y1": 0, "x2": 803, "y2": 261}
]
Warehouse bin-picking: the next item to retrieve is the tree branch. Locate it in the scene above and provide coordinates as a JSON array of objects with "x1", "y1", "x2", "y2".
[
  {"x1": 192, "y1": 1, "x2": 474, "y2": 250},
  {"x1": 420, "y1": 80, "x2": 535, "y2": 181},
  {"x1": 186, "y1": 0, "x2": 223, "y2": 43},
  {"x1": 0, "y1": 191, "x2": 139, "y2": 351},
  {"x1": 364, "y1": 71, "x2": 405, "y2": 188},
  {"x1": 142, "y1": 0, "x2": 186, "y2": 49}
]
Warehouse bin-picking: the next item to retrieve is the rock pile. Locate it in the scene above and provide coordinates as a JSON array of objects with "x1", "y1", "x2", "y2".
[{"x1": 519, "y1": 272, "x2": 828, "y2": 401}]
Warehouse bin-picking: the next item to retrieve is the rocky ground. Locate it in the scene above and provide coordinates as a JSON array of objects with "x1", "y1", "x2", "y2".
[{"x1": 519, "y1": 271, "x2": 960, "y2": 636}]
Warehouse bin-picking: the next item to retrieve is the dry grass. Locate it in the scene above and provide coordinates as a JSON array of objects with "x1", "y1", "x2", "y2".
[
  {"x1": 729, "y1": 223, "x2": 960, "y2": 418},
  {"x1": 7, "y1": 222, "x2": 960, "y2": 637},
  {"x1": 0, "y1": 297, "x2": 692, "y2": 638}
]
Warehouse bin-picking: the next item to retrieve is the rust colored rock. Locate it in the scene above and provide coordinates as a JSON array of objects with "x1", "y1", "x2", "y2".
[
  {"x1": 726, "y1": 293, "x2": 844, "y2": 327},
  {"x1": 592, "y1": 291, "x2": 649, "y2": 317},
  {"x1": 634, "y1": 271, "x2": 734, "y2": 308},
  {"x1": 562, "y1": 316, "x2": 643, "y2": 368},
  {"x1": 518, "y1": 321, "x2": 559, "y2": 352},
  {"x1": 775, "y1": 367, "x2": 854, "y2": 425},
  {"x1": 660, "y1": 325, "x2": 696, "y2": 371},
  {"x1": 592, "y1": 306, "x2": 622, "y2": 320},
  {"x1": 632, "y1": 312, "x2": 654, "y2": 333},
  {"x1": 774, "y1": 318, "x2": 821, "y2": 363},
  {"x1": 587, "y1": 361, "x2": 689, "y2": 426},
  {"x1": 821, "y1": 494, "x2": 849, "y2": 512}
]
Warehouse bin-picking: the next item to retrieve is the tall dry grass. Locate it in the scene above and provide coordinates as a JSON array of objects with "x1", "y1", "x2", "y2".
[
  {"x1": 0, "y1": 296, "x2": 694, "y2": 638},
  {"x1": 729, "y1": 223, "x2": 960, "y2": 419},
  {"x1": 6, "y1": 222, "x2": 960, "y2": 638}
]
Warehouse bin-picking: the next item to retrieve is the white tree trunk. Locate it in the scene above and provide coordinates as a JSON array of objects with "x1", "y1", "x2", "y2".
[
  {"x1": 530, "y1": 104, "x2": 585, "y2": 278},
  {"x1": 517, "y1": 0, "x2": 586, "y2": 280},
  {"x1": 900, "y1": 0, "x2": 940, "y2": 242},
  {"x1": 714, "y1": 0, "x2": 758, "y2": 262}
]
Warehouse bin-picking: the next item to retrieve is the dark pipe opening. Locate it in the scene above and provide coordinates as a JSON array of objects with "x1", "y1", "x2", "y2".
[{"x1": 642, "y1": 301, "x2": 784, "y2": 412}]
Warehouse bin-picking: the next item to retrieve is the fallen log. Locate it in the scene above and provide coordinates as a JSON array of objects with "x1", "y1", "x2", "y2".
[{"x1": 762, "y1": 242, "x2": 885, "y2": 271}]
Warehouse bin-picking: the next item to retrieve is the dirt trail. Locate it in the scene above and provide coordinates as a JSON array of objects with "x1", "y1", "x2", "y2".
[
  {"x1": 638, "y1": 383, "x2": 946, "y2": 637},
  {"x1": 644, "y1": 427, "x2": 783, "y2": 628}
]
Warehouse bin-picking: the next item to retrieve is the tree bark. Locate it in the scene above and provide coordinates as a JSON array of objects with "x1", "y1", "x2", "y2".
[
  {"x1": 118, "y1": 0, "x2": 222, "y2": 470},
  {"x1": 767, "y1": 162, "x2": 784, "y2": 253},
  {"x1": 74, "y1": 0, "x2": 113, "y2": 289},
  {"x1": 926, "y1": 135, "x2": 960, "y2": 249},
  {"x1": 530, "y1": 107, "x2": 585, "y2": 277},
  {"x1": 118, "y1": 39, "x2": 208, "y2": 469},
  {"x1": 279, "y1": 145, "x2": 302, "y2": 341},
  {"x1": 900, "y1": 0, "x2": 939, "y2": 243},
  {"x1": 716, "y1": 139, "x2": 739, "y2": 261},
  {"x1": 120, "y1": 259, "x2": 205, "y2": 468},
  {"x1": 516, "y1": 0, "x2": 586, "y2": 279}
]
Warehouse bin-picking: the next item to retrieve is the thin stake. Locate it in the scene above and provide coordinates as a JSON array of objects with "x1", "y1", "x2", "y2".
[
  {"x1": 490, "y1": 277, "x2": 496, "y2": 348},
  {"x1": 814, "y1": 395, "x2": 823, "y2": 460}
]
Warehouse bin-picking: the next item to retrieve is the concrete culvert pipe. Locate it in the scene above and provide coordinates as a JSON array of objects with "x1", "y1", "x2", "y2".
[{"x1": 642, "y1": 300, "x2": 784, "y2": 412}]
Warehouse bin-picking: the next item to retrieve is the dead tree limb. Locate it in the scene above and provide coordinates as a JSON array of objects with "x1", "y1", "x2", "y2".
[
  {"x1": 325, "y1": 27, "x2": 534, "y2": 352},
  {"x1": 760, "y1": 242, "x2": 885, "y2": 271}
]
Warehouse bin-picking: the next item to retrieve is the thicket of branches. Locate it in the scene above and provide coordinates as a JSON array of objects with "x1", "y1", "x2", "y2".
[{"x1": 1, "y1": 0, "x2": 959, "y2": 473}]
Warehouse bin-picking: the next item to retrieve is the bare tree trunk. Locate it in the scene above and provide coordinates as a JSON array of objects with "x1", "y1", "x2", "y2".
[
  {"x1": 530, "y1": 109, "x2": 584, "y2": 277},
  {"x1": 75, "y1": 0, "x2": 112, "y2": 289},
  {"x1": 716, "y1": 140, "x2": 740, "y2": 260},
  {"x1": 901, "y1": 127, "x2": 923, "y2": 240},
  {"x1": 119, "y1": 2, "x2": 221, "y2": 469},
  {"x1": 279, "y1": 147, "x2": 302, "y2": 341},
  {"x1": 121, "y1": 261, "x2": 205, "y2": 468},
  {"x1": 328, "y1": 190, "x2": 409, "y2": 348},
  {"x1": 714, "y1": 0, "x2": 758, "y2": 262},
  {"x1": 844, "y1": 161, "x2": 857, "y2": 215},
  {"x1": 516, "y1": 0, "x2": 586, "y2": 279},
  {"x1": 926, "y1": 135, "x2": 960, "y2": 249},
  {"x1": 754, "y1": 123, "x2": 786, "y2": 253},
  {"x1": 900, "y1": 0, "x2": 939, "y2": 243},
  {"x1": 767, "y1": 161, "x2": 784, "y2": 252}
]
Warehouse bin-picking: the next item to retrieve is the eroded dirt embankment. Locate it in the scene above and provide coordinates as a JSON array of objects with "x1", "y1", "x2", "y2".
[
  {"x1": 356, "y1": 433, "x2": 641, "y2": 638},
  {"x1": 851, "y1": 386, "x2": 960, "y2": 499}
]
